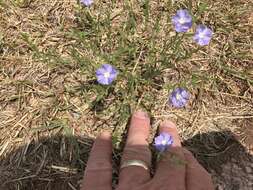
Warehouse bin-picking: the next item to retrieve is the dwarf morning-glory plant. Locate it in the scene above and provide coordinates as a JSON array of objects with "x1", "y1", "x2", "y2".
[
  {"x1": 154, "y1": 133, "x2": 173, "y2": 152},
  {"x1": 169, "y1": 87, "x2": 190, "y2": 108},
  {"x1": 193, "y1": 25, "x2": 213, "y2": 46},
  {"x1": 172, "y1": 9, "x2": 193, "y2": 32},
  {"x1": 80, "y1": 0, "x2": 93, "y2": 7},
  {"x1": 96, "y1": 64, "x2": 118, "y2": 85}
]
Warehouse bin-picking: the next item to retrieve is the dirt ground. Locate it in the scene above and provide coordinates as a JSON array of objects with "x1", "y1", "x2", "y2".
[{"x1": 183, "y1": 125, "x2": 253, "y2": 190}]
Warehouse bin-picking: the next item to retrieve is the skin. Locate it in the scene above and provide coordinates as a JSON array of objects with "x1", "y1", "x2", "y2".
[{"x1": 81, "y1": 111, "x2": 214, "y2": 190}]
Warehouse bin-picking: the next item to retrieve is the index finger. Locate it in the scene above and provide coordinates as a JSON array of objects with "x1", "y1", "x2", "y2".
[{"x1": 81, "y1": 132, "x2": 112, "y2": 190}]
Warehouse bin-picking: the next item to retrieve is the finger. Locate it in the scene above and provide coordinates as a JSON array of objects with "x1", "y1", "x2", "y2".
[
  {"x1": 154, "y1": 121, "x2": 186, "y2": 190},
  {"x1": 118, "y1": 110, "x2": 152, "y2": 187},
  {"x1": 81, "y1": 132, "x2": 112, "y2": 190},
  {"x1": 159, "y1": 120, "x2": 181, "y2": 147},
  {"x1": 183, "y1": 149, "x2": 214, "y2": 190}
]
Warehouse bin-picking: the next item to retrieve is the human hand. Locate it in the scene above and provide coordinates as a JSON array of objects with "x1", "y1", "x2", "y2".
[{"x1": 81, "y1": 111, "x2": 214, "y2": 190}]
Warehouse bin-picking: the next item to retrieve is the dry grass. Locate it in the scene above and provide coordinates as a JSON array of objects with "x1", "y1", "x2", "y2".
[{"x1": 0, "y1": 0, "x2": 253, "y2": 189}]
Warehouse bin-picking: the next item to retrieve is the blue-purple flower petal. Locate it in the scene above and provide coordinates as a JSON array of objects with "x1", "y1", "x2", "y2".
[
  {"x1": 169, "y1": 88, "x2": 190, "y2": 108},
  {"x1": 193, "y1": 25, "x2": 213, "y2": 46},
  {"x1": 172, "y1": 9, "x2": 192, "y2": 32},
  {"x1": 154, "y1": 133, "x2": 173, "y2": 152},
  {"x1": 96, "y1": 64, "x2": 118, "y2": 85},
  {"x1": 80, "y1": 0, "x2": 93, "y2": 7}
]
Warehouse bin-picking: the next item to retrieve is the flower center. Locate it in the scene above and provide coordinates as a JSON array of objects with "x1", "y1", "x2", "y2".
[
  {"x1": 176, "y1": 93, "x2": 182, "y2": 100},
  {"x1": 161, "y1": 140, "x2": 167, "y2": 145},
  {"x1": 178, "y1": 17, "x2": 186, "y2": 24},
  {"x1": 104, "y1": 72, "x2": 110, "y2": 78},
  {"x1": 198, "y1": 32, "x2": 205, "y2": 38}
]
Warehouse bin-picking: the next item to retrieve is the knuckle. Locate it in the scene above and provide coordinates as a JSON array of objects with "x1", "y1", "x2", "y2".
[
  {"x1": 122, "y1": 147, "x2": 151, "y2": 162},
  {"x1": 86, "y1": 159, "x2": 111, "y2": 171}
]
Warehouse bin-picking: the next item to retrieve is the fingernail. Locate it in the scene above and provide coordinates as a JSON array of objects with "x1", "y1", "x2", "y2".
[
  {"x1": 100, "y1": 131, "x2": 111, "y2": 139},
  {"x1": 161, "y1": 120, "x2": 176, "y2": 128},
  {"x1": 134, "y1": 110, "x2": 149, "y2": 119}
]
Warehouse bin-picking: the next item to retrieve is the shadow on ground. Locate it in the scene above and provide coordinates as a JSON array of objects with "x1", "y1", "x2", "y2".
[
  {"x1": 0, "y1": 131, "x2": 252, "y2": 190},
  {"x1": 183, "y1": 131, "x2": 253, "y2": 190}
]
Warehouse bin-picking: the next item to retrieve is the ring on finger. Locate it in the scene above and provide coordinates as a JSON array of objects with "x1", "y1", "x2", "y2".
[{"x1": 120, "y1": 159, "x2": 149, "y2": 171}]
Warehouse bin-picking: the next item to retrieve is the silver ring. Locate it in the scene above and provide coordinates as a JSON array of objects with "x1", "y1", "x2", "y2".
[{"x1": 120, "y1": 160, "x2": 149, "y2": 170}]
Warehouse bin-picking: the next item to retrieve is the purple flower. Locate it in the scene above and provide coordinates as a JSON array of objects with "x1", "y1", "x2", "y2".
[
  {"x1": 193, "y1": 25, "x2": 213, "y2": 46},
  {"x1": 169, "y1": 87, "x2": 190, "y2": 108},
  {"x1": 80, "y1": 0, "x2": 93, "y2": 6},
  {"x1": 96, "y1": 64, "x2": 118, "y2": 85},
  {"x1": 172, "y1": 9, "x2": 192, "y2": 32},
  {"x1": 154, "y1": 133, "x2": 173, "y2": 152}
]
